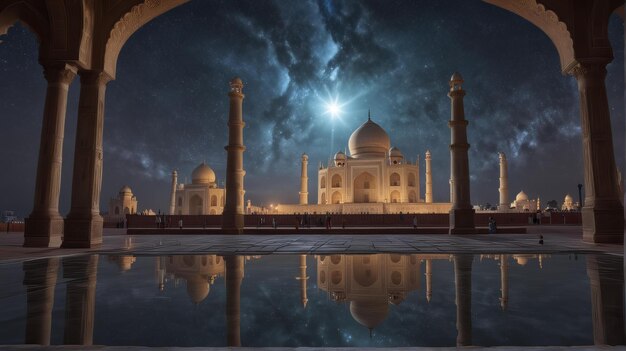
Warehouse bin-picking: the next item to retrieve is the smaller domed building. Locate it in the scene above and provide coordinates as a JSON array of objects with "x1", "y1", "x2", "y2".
[
  {"x1": 171, "y1": 162, "x2": 226, "y2": 215},
  {"x1": 106, "y1": 185, "x2": 138, "y2": 223},
  {"x1": 510, "y1": 190, "x2": 539, "y2": 212}
]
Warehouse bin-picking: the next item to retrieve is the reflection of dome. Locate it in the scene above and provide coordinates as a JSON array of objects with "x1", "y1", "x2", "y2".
[
  {"x1": 348, "y1": 117, "x2": 391, "y2": 159},
  {"x1": 186, "y1": 277, "x2": 210, "y2": 304},
  {"x1": 514, "y1": 256, "x2": 528, "y2": 266},
  {"x1": 119, "y1": 185, "x2": 133, "y2": 195},
  {"x1": 117, "y1": 255, "x2": 136, "y2": 272},
  {"x1": 192, "y1": 163, "x2": 216, "y2": 184},
  {"x1": 515, "y1": 191, "x2": 529, "y2": 202},
  {"x1": 350, "y1": 300, "x2": 389, "y2": 329}
]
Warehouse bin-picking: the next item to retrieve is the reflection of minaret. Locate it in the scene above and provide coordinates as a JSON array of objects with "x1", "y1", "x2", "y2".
[
  {"x1": 222, "y1": 78, "x2": 246, "y2": 232},
  {"x1": 454, "y1": 254, "x2": 472, "y2": 347},
  {"x1": 23, "y1": 258, "x2": 59, "y2": 345},
  {"x1": 295, "y1": 255, "x2": 309, "y2": 308},
  {"x1": 586, "y1": 254, "x2": 625, "y2": 345},
  {"x1": 156, "y1": 257, "x2": 166, "y2": 291},
  {"x1": 169, "y1": 170, "x2": 177, "y2": 214},
  {"x1": 498, "y1": 152, "x2": 509, "y2": 211},
  {"x1": 425, "y1": 259, "x2": 432, "y2": 302},
  {"x1": 499, "y1": 254, "x2": 509, "y2": 310},
  {"x1": 63, "y1": 255, "x2": 99, "y2": 345},
  {"x1": 425, "y1": 150, "x2": 433, "y2": 203},
  {"x1": 225, "y1": 256, "x2": 244, "y2": 346},
  {"x1": 299, "y1": 154, "x2": 309, "y2": 205}
]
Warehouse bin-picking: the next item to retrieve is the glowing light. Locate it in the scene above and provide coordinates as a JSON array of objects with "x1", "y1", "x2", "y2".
[{"x1": 326, "y1": 101, "x2": 341, "y2": 118}]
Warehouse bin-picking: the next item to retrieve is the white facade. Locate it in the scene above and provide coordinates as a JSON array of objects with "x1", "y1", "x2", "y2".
[{"x1": 171, "y1": 163, "x2": 226, "y2": 215}]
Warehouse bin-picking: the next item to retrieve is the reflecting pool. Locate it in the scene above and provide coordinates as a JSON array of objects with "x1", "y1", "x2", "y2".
[{"x1": 0, "y1": 253, "x2": 623, "y2": 347}]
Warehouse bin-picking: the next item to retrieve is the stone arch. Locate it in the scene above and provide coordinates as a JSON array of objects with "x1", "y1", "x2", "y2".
[
  {"x1": 408, "y1": 190, "x2": 417, "y2": 203},
  {"x1": 0, "y1": 2, "x2": 49, "y2": 45},
  {"x1": 390, "y1": 173, "x2": 401, "y2": 186},
  {"x1": 101, "y1": 0, "x2": 190, "y2": 78},
  {"x1": 124, "y1": 206, "x2": 130, "y2": 214},
  {"x1": 353, "y1": 172, "x2": 377, "y2": 203},
  {"x1": 408, "y1": 173, "x2": 416, "y2": 187},
  {"x1": 353, "y1": 255, "x2": 379, "y2": 287},
  {"x1": 320, "y1": 175, "x2": 326, "y2": 189},
  {"x1": 114, "y1": 206, "x2": 120, "y2": 215},
  {"x1": 332, "y1": 174, "x2": 342, "y2": 188},
  {"x1": 391, "y1": 271, "x2": 402, "y2": 285},
  {"x1": 189, "y1": 194, "x2": 203, "y2": 215},
  {"x1": 331, "y1": 270, "x2": 342, "y2": 285},
  {"x1": 320, "y1": 192, "x2": 326, "y2": 204},
  {"x1": 210, "y1": 195, "x2": 217, "y2": 207},
  {"x1": 390, "y1": 190, "x2": 400, "y2": 203},
  {"x1": 483, "y1": 0, "x2": 574, "y2": 71},
  {"x1": 331, "y1": 191, "x2": 342, "y2": 204}
]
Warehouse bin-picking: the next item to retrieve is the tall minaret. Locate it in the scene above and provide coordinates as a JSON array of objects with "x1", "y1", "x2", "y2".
[
  {"x1": 425, "y1": 150, "x2": 433, "y2": 203},
  {"x1": 299, "y1": 154, "x2": 309, "y2": 205},
  {"x1": 222, "y1": 78, "x2": 246, "y2": 232},
  {"x1": 448, "y1": 72, "x2": 475, "y2": 234},
  {"x1": 169, "y1": 170, "x2": 177, "y2": 215},
  {"x1": 498, "y1": 152, "x2": 509, "y2": 211},
  {"x1": 425, "y1": 259, "x2": 433, "y2": 302},
  {"x1": 499, "y1": 254, "x2": 509, "y2": 310},
  {"x1": 295, "y1": 255, "x2": 309, "y2": 308}
]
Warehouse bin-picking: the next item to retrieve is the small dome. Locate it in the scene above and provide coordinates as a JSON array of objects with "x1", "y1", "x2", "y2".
[
  {"x1": 348, "y1": 117, "x2": 391, "y2": 159},
  {"x1": 119, "y1": 185, "x2": 133, "y2": 195},
  {"x1": 191, "y1": 163, "x2": 216, "y2": 184},
  {"x1": 334, "y1": 150, "x2": 346, "y2": 160},
  {"x1": 349, "y1": 300, "x2": 389, "y2": 330},
  {"x1": 515, "y1": 191, "x2": 529, "y2": 202},
  {"x1": 564, "y1": 194, "x2": 573, "y2": 201},
  {"x1": 389, "y1": 147, "x2": 402, "y2": 157},
  {"x1": 450, "y1": 72, "x2": 463, "y2": 82},
  {"x1": 301, "y1": 153, "x2": 308, "y2": 160},
  {"x1": 230, "y1": 77, "x2": 243, "y2": 86}
]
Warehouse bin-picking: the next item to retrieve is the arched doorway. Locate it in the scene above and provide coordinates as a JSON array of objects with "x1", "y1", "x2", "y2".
[
  {"x1": 320, "y1": 192, "x2": 326, "y2": 204},
  {"x1": 331, "y1": 191, "x2": 342, "y2": 204},
  {"x1": 189, "y1": 195, "x2": 203, "y2": 215},
  {"x1": 408, "y1": 190, "x2": 417, "y2": 203},
  {"x1": 390, "y1": 191, "x2": 400, "y2": 203},
  {"x1": 353, "y1": 172, "x2": 377, "y2": 203}
]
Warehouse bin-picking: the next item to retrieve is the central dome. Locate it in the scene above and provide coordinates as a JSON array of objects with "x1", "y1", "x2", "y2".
[
  {"x1": 191, "y1": 163, "x2": 216, "y2": 184},
  {"x1": 348, "y1": 117, "x2": 391, "y2": 159}
]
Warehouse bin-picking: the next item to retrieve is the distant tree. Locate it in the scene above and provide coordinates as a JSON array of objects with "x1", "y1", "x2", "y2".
[{"x1": 547, "y1": 200, "x2": 558, "y2": 208}]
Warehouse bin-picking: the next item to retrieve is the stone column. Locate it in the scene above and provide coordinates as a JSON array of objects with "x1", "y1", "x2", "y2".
[
  {"x1": 448, "y1": 73, "x2": 475, "y2": 234},
  {"x1": 225, "y1": 255, "x2": 244, "y2": 346},
  {"x1": 586, "y1": 254, "x2": 624, "y2": 345},
  {"x1": 169, "y1": 170, "x2": 178, "y2": 214},
  {"x1": 24, "y1": 64, "x2": 77, "y2": 248},
  {"x1": 570, "y1": 62, "x2": 624, "y2": 243},
  {"x1": 454, "y1": 254, "x2": 472, "y2": 347},
  {"x1": 63, "y1": 255, "x2": 98, "y2": 345},
  {"x1": 296, "y1": 254, "x2": 309, "y2": 308},
  {"x1": 498, "y1": 152, "x2": 509, "y2": 211},
  {"x1": 222, "y1": 78, "x2": 246, "y2": 232},
  {"x1": 63, "y1": 71, "x2": 112, "y2": 248},
  {"x1": 425, "y1": 150, "x2": 433, "y2": 203},
  {"x1": 425, "y1": 259, "x2": 432, "y2": 302},
  {"x1": 499, "y1": 254, "x2": 509, "y2": 310},
  {"x1": 23, "y1": 258, "x2": 60, "y2": 345},
  {"x1": 299, "y1": 154, "x2": 309, "y2": 205}
]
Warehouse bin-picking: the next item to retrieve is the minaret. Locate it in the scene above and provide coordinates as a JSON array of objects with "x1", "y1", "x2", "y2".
[
  {"x1": 425, "y1": 259, "x2": 432, "y2": 302},
  {"x1": 299, "y1": 154, "x2": 309, "y2": 205},
  {"x1": 425, "y1": 150, "x2": 433, "y2": 203},
  {"x1": 498, "y1": 152, "x2": 509, "y2": 211},
  {"x1": 448, "y1": 72, "x2": 475, "y2": 234},
  {"x1": 169, "y1": 170, "x2": 177, "y2": 215},
  {"x1": 499, "y1": 254, "x2": 509, "y2": 310},
  {"x1": 295, "y1": 255, "x2": 309, "y2": 308},
  {"x1": 222, "y1": 78, "x2": 246, "y2": 232}
]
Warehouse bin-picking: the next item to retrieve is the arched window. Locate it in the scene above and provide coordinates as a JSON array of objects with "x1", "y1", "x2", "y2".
[
  {"x1": 114, "y1": 206, "x2": 120, "y2": 215},
  {"x1": 320, "y1": 176, "x2": 326, "y2": 189},
  {"x1": 390, "y1": 190, "x2": 400, "y2": 203},
  {"x1": 390, "y1": 173, "x2": 401, "y2": 186},
  {"x1": 321, "y1": 192, "x2": 326, "y2": 204},
  {"x1": 210, "y1": 195, "x2": 217, "y2": 206},
  {"x1": 408, "y1": 173, "x2": 416, "y2": 187},
  {"x1": 332, "y1": 174, "x2": 342, "y2": 188}
]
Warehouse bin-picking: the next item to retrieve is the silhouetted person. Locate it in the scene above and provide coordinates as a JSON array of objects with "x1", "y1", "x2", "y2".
[
  {"x1": 413, "y1": 216, "x2": 418, "y2": 229},
  {"x1": 488, "y1": 217, "x2": 497, "y2": 234},
  {"x1": 539, "y1": 234, "x2": 544, "y2": 245}
]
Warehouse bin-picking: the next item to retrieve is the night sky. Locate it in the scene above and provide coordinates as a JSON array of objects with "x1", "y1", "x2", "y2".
[{"x1": 0, "y1": 0, "x2": 624, "y2": 216}]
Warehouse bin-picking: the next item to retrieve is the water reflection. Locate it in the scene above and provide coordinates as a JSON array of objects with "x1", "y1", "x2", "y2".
[{"x1": 15, "y1": 252, "x2": 625, "y2": 347}]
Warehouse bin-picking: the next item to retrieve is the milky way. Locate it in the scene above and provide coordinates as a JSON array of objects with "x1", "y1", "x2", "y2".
[{"x1": 0, "y1": 0, "x2": 623, "y2": 215}]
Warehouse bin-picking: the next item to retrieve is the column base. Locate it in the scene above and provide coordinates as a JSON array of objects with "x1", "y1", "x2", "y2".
[
  {"x1": 582, "y1": 205, "x2": 624, "y2": 244},
  {"x1": 497, "y1": 205, "x2": 509, "y2": 212},
  {"x1": 62, "y1": 215, "x2": 103, "y2": 248},
  {"x1": 449, "y1": 208, "x2": 475, "y2": 235},
  {"x1": 24, "y1": 215, "x2": 64, "y2": 248},
  {"x1": 222, "y1": 212, "x2": 244, "y2": 234}
]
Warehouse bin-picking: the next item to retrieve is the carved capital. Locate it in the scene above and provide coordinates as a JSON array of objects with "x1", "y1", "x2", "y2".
[
  {"x1": 570, "y1": 61, "x2": 608, "y2": 80},
  {"x1": 43, "y1": 64, "x2": 78, "y2": 85},
  {"x1": 79, "y1": 70, "x2": 113, "y2": 86}
]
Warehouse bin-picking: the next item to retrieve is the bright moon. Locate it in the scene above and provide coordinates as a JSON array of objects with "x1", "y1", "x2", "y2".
[{"x1": 326, "y1": 101, "x2": 341, "y2": 118}]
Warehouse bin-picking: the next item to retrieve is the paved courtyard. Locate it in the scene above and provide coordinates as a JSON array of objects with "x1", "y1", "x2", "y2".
[{"x1": 0, "y1": 225, "x2": 623, "y2": 263}]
